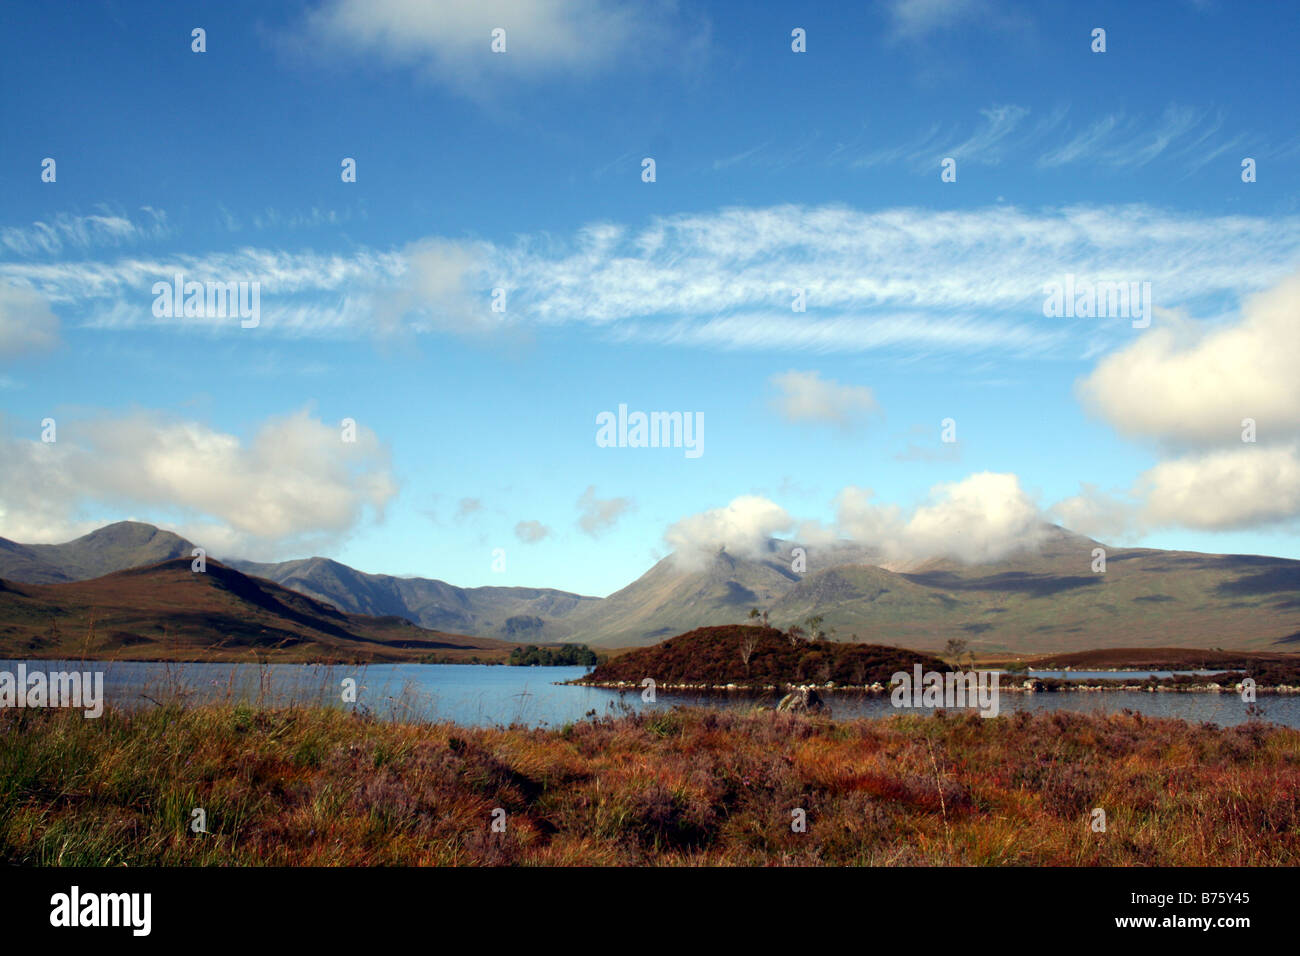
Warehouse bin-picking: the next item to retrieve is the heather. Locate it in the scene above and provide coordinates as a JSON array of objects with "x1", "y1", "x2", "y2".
[
  {"x1": 2, "y1": 702, "x2": 1297, "y2": 866},
  {"x1": 579, "y1": 625, "x2": 952, "y2": 687}
]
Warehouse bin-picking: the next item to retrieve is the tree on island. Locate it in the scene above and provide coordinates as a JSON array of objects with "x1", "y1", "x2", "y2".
[
  {"x1": 944, "y1": 638, "x2": 974, "y2": 669},
  {"x1": 739, "y1": 632, "x2": 758, "y2": 673}
]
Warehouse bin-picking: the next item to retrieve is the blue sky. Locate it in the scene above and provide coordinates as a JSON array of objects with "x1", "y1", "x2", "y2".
[{"x1": 2, "y1": 0, "x2": 1300, "y2": 597}]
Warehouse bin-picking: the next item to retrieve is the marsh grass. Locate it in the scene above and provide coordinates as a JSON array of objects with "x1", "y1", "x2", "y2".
[{"x1": 2, "y1": 698, "x2": 1298, "y2": 866}]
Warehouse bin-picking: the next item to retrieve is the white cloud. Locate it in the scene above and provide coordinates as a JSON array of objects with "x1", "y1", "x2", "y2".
[
  {"x1": 885, "y1": 0, "x2": 986, "y2": 39},
  {"x1": 1138, "y1": 445, "x2": 1300, "y2": 531},
  {"x1": 1078, "y1": 271, "x2": 1300, "y2": 446},
  {"x1": 305, "y1": 0, "x2": 673, "y2": 90},
  {"x1": 665, "y1": 495, "x2": 794, "y2": 567},
  {"x1": 514, "y1": 519, "x2": 551, "y2": 543},
  {"x1": 1049, "y1": 483, "x2": 1137, "y2": 542},
  {"x1": 576, "y1": 486, "x2": 632, "y2": 537},
  {"x1": 0, "y1": 408, "x2": 396, "y2": 557},
  {"x1": 380, "y1": 237, "x2": 500, "y2": 337},
  {"x1": 769, "y1": 370, "x2": 879, "y2": 428},
  {"x1": 0, "y1": 208, "x2": 169, "y2": 257},
  {"x1": 837, "y1": 472, "x2": 1048, "y2": 564},
  {"x1": 8, "y1": 204, "x2": 1300, "y2": 360},
  {"x1": 667, "y1": 474, "x2": 1049, "y2": 568},
  {"x1": 0, "y1": 284, "x2": 60, "y2": 358},
  {"x1": 903, "y1": 473, "x2": 1047, "y2": 562}
]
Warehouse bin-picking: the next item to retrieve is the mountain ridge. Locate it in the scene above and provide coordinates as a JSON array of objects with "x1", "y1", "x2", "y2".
[{"x1": 3, "y1": 521, "x2": 1299, "y2": 653}]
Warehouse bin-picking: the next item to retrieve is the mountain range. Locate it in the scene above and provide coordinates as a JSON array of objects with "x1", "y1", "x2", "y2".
[{"x1": 2, "y1": 521, "x2": 1299, "y2": 655}]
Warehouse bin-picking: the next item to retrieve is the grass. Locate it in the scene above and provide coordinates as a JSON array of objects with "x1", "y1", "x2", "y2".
[{"x1": 3, "y1": 701, "x2": 1298, "y2": 866}]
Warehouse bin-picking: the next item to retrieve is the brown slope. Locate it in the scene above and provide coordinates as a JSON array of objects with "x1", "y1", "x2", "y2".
[
  {"x1": 0, "y1": 558, "x2": 517, "y2": 663},
  {"x1": 578, "y1": 624, "x2": 951, "y2": 687}
]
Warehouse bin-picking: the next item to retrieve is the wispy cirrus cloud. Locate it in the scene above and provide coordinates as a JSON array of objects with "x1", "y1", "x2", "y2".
[
  {"x1": 5, "y1": 203, "x2": 1300, "y2": 358},
  {"x1": 845, "y1": 103, "x2": 1268, "y2": 177},
  {"x1": 1038, "y1": 105, "x2": 1248, "y2": 171},
  {"x1": 0, "y1": 207, "x2": 170, "y2": 258}
]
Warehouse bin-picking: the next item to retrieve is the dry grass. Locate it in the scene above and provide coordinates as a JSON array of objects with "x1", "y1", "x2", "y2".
[{"x1": 2, "y1": 703, "x2": 1298, "y2": 865}]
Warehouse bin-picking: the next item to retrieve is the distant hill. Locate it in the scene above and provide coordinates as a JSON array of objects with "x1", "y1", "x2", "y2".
[
  {"x1": 0, "y1": 521, "x2": 194, "y2": 584},
  {"x1": 0, "y1": 558, "x2": 516, "y2": 663},
  {"x1": 228, "y1": 556, "x2": 600, "y2": 641},
  {"x1": 577, "y1": 624, "x2": 951, "y2": 688},
  {"x1": 3, "y1": 521, "x2": 1299, "y2": 655},
  {"x1": 763, "y1": 530, "x2": 1300, "y2": 655}
]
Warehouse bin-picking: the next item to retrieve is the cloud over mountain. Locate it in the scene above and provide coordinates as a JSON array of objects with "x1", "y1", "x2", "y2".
[{"x1": 0, "y1": 408, "x2": 396, "y2": 556}]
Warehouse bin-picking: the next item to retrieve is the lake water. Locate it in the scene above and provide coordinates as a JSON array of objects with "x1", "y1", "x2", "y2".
[{"x1": 4, "y1": 659, "x2": 1297, "y2": 729}]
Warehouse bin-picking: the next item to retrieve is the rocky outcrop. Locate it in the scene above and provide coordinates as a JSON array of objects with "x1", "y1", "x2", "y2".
[{"x1": 776, "y1": 686, "x2": 830, "y2": 716}]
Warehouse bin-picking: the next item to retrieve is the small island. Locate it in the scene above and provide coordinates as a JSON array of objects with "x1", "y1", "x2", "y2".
[{"x1": 572, "y1": 624, "x2": 952, "y2": 690}]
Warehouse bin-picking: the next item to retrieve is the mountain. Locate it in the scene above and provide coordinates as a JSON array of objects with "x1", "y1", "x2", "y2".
[
  {"x1": 0, "y1": 524, "x2": 600, "y2": 644},
  {"x1": 0, "y1": 558, "x2": 516, "y2": 663},
  {"x1": 557, "y1": 539, "x2": 877, "y2": 648},
  {"x1": 764, "y1": 529, "x2": 1300, "y2": 654},
  {"x1": 3, "y1": 521, "x2": 1299, "y2": 655},
  {"x1": 559, "y1": 527, "x2": 1300, "y2": 652},
  {"x1": 0, "y1": 521, "x2": 194, "y2": 584},
  {"x1": 228, "y1": 556, "x2": 600, "y2": 641}
]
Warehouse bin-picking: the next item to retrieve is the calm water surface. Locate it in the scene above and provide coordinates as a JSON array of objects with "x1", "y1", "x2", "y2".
[{"x1": 5, "y1": 660, "x2": 1296, "y2": 729}]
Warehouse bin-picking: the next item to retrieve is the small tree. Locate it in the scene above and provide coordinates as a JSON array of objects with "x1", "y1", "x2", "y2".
[
  {"x1": 748, "y1": 607, "x2": 761, "y2": 625},
  {"x1": 740, "y1": 633, "x2": 758, "y2": 673},
  {"x1": 944, "y1": 638, "x2": 968, "y2": 665},
  {"x1": 804, "y1": 615, "x2": 825, "y2": 642},
  {"x1": 785, "y1": 624, "x2": 806, "y2": 647}
]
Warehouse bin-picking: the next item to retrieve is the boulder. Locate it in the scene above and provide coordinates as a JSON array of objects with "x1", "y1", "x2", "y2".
[{"x1": 776, "y1": 686, "x2": 830, "y2": 716}]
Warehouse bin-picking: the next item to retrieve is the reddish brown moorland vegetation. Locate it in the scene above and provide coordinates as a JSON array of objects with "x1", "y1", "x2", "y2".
[
  {"x1": 576, "y1": 625, "x2": 953, "y2": 688},
  {"x1": 2, "y1": 703, "x2": 1297, "y2": 866}
]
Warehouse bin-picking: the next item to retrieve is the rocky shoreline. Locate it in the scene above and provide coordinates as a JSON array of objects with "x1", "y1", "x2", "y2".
[{"x1": 569, "y1": 677, "x2": 1300, "y2": 694}]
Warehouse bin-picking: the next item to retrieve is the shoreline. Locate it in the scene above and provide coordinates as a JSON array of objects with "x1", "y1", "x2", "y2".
[{"x1": 569, "y1": 678, "x2": 1300, "y2": 694}]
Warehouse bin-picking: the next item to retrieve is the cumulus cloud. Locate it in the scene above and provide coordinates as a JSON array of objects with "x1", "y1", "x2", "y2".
[
  {"x1": 0, "y1": 408, "x2": 395, "y2": 557},
  {"x1": 1048, "y1": 483, "x2": 1137, "y2": 542},
  {"x1": 514, "y1": 520, "x2": 551, "y2": 543},
  {"x1": 838, "y1": 472, "x2": 1048, "y2": 564},
  {"x1": 1077, "y1": 272, "x2": 1300, "y2": 446},
  {"x1": 666, "y1": 474, "x2": 1049, "y2": 569},
  {"x1": 1068, "y1": 271, "x2": 1300, "y2": 534},
  {"x1": 664, "y1": 495, "x2": 794, "y2": 567},
  {"x1": 576, "y1": 486, "x2": 632, "y2": 537},
  {"x1": 903, "y1": 473, "x2": 1048, "y2": 562},
  {"x1": 0, "y1": 284, "x2": 60, "y2": 358},
  {"x1": 1138, "y1": 444, "x2": 1300, "y2": 531},
  {"x1": 769, "y1": 370, "x2": 879, "y2": 428}
]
